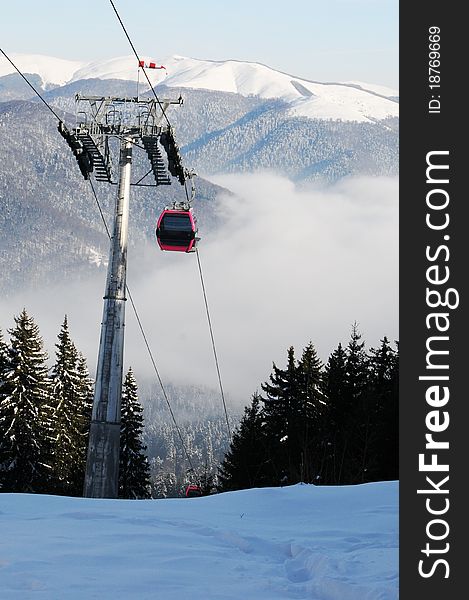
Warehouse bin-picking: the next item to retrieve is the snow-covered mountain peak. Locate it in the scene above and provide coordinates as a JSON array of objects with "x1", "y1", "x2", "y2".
[
  {"x1": 0, "y1": 53, "x2": 85, "y2": 87},
  {"x1": 1, "y1": 52, "x2": 399, "y2": 123},
  {"x1": 158, "y1": 55, "x2": 399, "y2": 123},
  {"x1": 69, "y1": 55, "x2": 168, "y2": 85}
]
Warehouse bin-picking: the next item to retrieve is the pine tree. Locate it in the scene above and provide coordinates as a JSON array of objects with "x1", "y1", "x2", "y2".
[
  {"x1": 0, "y1": 328, "x2": 8, "y2": 399},
  {"x1": 119, "y1": 368, "x2": 151, "y2": 499},
  {"x1": 218, "y1": 393, "x2": 268, "y2": 491},
  {"x1": 76, "y1": 351, "x2": 94, "y2": 486},
  {"x1": 47, "y1": 317, "x2": 91, "y2": 496},
  {"x1": 343, "y1": 324, "x2": 370, "y2": 484},
  {"x1": 261, "y1": 347, "x2": 299, "y2": 484},
  {"x1": 150, "y1": 456, "x2": 168, "y2": 498},
  {"x1": 295, "y1": 342, "x2": 326, "y2": 483},
  {"x1": 321, "y1": 342, "x2": 349, "y2": 484},
  {"x1": 345, "y1": 324, "x2": 369, "y2": 408},
  {"x1": 198, "y1": 468, "x2": 217, "y2": 496},
  {"x1": 367, "y1": 337, "x2": 399, "y2": 481},
  {"x1": 0, "y1": 328, "x2": 9, "y2": 490},
  {"x1": 0, "y1": 310, "x2": 51, "y2": 492},
  {"x1": 0, "y1": 328, "x2": 7, "y2": 375}
]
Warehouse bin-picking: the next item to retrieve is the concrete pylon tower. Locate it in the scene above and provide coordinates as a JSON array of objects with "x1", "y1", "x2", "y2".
[{"x1": 83, "y1": 138, "x2": 133, "y2": 499}]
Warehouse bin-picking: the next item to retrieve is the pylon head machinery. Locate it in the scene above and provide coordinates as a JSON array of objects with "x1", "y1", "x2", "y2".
[{"x1": 59, "y1": 93, "x2": 188, "y2": 187}]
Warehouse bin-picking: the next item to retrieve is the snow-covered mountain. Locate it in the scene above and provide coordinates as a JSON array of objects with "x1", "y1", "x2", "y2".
[
  {"x1": 156, "y1": 55, "x2": 399, "y2": 123},
  {"x1": 0, "y1": 53, "x2": 85, "y2": 87},
  {"x1": 1, "y1": 53, "x2": 398, "y2": 123},
  {"x1": 0, "y1": 52, "x2": 398, "y2": 294}
]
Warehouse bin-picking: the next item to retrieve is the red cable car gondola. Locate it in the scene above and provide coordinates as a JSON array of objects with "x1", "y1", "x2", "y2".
[
  {"x1": 155, "y1": 207, "x2": 197, "y2": 253},
  {"x1": 185, "y1": 484, "x2": 202, "y2": 498}
]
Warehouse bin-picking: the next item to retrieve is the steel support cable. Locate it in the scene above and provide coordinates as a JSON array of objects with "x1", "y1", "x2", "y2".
[
  {"x1": 108, "y1": 0, "x2": 171, "y2": 129},
  {"x1": 195, "y1": 248, "x2": 232, "y2": 441},
  {"x1": 0, "y1": 48, "x2": 63, "y2": 122},
  {"x1": 88, "y1": 179, "x2": 195, "y2": 472},
  {"x1": 107, "y1": 0, "x2": 196, "y2": 202},
  {"x1": 89, "y1": 179, "x2": 112, "y2": 238}
]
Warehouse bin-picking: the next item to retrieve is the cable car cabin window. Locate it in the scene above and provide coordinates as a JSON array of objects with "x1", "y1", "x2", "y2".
[
  {"x1": 161, "y1": 214, "x2": 193, "y2": 232},
  {"x1": 159, "y1": 215, "x2": 195, "y2": 243}
]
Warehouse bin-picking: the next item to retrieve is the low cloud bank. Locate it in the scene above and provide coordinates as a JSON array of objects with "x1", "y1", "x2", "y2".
[{"x1": 0, "y1": 173, "x2": 398, "y2": 406}]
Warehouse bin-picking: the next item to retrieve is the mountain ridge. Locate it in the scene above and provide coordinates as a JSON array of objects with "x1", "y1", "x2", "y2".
[
  {"x1": 1, "y1": 53, "x2": 399, "y2": 123},
  {"x1": 0, "y1": 53, "x2": 398, "y2": 294}
]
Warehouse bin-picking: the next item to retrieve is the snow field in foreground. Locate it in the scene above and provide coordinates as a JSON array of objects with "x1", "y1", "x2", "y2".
[{"x1": 0, "y1": 481, "x2": 398, "y2": 600}]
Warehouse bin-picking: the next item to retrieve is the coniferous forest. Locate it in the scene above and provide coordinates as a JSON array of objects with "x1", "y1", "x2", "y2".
[
  {"x1": 0, "y1": 311, "x2": 398, "y2": 498},
  {"x1": 0, "y1": 311, "x2": 151, "y2": 498},
  {"x1": 218, "y1": 326, "x2": 398, "y2": 491}
]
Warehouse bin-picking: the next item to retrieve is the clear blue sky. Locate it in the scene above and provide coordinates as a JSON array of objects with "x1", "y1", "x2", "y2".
[{"x1": 1, "y1": 0, "x2": 398, "y2": 87}]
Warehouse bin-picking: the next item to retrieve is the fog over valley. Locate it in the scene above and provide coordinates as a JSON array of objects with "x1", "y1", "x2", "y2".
[{"x1": 0, "y1": 172, "x2": 398, "y2": 408}]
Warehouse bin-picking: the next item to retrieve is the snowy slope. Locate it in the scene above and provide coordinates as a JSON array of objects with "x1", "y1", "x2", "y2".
[
  {"x1": 0, "y1": 53, "x2": 85, "y2": 87},
  {"x1": 285, "y1": 83, "x2": 397, "y2": 122},
  {"x1": 344, "y1": 81, "x2": 399, "y2": 99},
  {"x1": 1, "y1": 53, "x2": 399, "y2": 123},
  {"x1": 0, "y1": 482, "x2": 398, "y2": 600},
  {"x1": 158, "y1": 56, "x2": 399, "y2": 123},
  {"x1": 70, "y1": 55, "x2": 167, "y2": 87}
]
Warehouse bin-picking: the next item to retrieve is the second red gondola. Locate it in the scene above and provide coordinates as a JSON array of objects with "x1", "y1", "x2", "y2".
[{"x1": 185, "y1": 484, "x2": 202, "y2": 498}]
